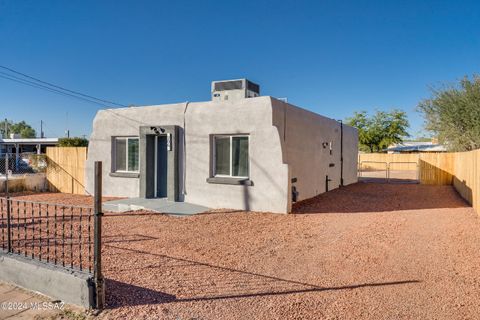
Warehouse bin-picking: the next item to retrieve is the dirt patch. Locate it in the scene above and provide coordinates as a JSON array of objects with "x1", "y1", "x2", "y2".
[{"x1": 7, "y1": 184, "x2": 480, "y2": 319}]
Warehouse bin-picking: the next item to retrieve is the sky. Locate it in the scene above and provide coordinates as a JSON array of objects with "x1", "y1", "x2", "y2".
[{"x1": 0, "y1": 0, "x2": 479, "y2": 138}]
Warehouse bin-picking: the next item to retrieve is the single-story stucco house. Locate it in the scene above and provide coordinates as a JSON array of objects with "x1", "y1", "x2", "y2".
[{"x1": 85, "y1": 79, "x2": 358, "y2": 213}]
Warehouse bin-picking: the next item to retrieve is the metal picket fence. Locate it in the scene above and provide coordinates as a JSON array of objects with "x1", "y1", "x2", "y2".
[
  {"x1": 0, "y1": 199, "x2": 95, "y2": 271},
  {"x1": 0, "y1": 159, "x2": 105, "y2": 309}
]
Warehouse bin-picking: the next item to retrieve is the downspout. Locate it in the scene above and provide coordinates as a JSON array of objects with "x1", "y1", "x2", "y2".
[
  {"x1": 182, "y1": 101, "x2": 190, "y2": 196},
  {"x1": 338, "y1": 119, "x2": 344, "y2": 187}
]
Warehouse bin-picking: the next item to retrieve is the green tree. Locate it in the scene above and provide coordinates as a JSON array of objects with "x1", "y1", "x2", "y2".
[
  {"x1": 58, "y1": 137, "x2": 89, "y2": 147},
  {"x1": 346, "y1": 110, "x2": 410, "y2": 153},
  {"x1": 417, "y1": 75, "x2": 480, "y2": 151},
  {"x1": 0, "y1": 119, "x2": 36, "y2": 138},
  {"x1": 10, "y1": 121, "x2": 36, "y2": 138}
]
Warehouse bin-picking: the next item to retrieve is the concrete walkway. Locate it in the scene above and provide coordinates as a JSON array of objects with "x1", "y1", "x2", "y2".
[
  {"x1": 103, "y1": 198, "x2": 209, "y2": 216},
  {"x1": 0, "y1": 282, "x2": 63, "y2": 319}
]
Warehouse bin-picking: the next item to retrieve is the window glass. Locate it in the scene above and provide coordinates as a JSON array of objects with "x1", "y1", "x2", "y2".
[
  {"x1": 215, "y1": 137, "x2": 230, "y2": 175},
  {"x1": 128, "y1": 138, "x2": 139, "y2": 171},
  {"x1": 115, "y1": 138, "x2": 126, "y2": 172},
  {"x1": 232, "y1": 136, "x2": 249, "y2": 177},
  {"x1": 214, "y1": 135, "x2": 249, "y2": 177}
]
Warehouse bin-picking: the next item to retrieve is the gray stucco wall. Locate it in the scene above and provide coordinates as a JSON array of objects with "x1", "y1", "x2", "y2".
[
  {"x1": 86, "y1": 97, "x2": 289, "y2": 213},
  {"x1": 182, "y1": 97, "x2": 288, "y2": 213},
  {"x1": 271, "y1": 98, "x2": 358, "y2": 203},
  {"x1": 86, "y1": 96, "x2": 357, "y2": 213},
  {"x1": 85, "y1": 103, "x2": 186, "y2": 198}
]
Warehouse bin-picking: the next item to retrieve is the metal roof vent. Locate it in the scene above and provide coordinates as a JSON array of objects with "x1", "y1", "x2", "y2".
[{"x1": 211, "y1": 79, "x2": 260, "y2": 101}]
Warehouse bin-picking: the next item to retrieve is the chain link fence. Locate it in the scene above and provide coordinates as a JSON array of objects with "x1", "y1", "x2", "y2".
[
  {"x1": 0, "y1": 153, "x2": 48, "y2": 193},
  {"x1": 0, "y1": 153, "x2": 49, "y2": 194},
  {"x1": 0, "y1": 153, "x2": 47, "y2": 175}
]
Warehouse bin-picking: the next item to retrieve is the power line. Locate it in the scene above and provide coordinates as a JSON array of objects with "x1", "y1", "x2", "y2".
[
  {"x1": 0, "y1": 65, "x2": 128, "y2": 107},
  {"x1": 0, "y1": 73, "x2": 114, "y2": 107},
  {"x1": 0, "y1": 72, "x2": 148, "y2": 130},
  {"x1": 0, "y1": 65, "x2": 165, "y2": 132}
]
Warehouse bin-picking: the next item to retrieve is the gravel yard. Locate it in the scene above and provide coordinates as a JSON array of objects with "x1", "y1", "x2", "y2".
[{"x1": 6, "y1": 183, "x2": 480, "y2": 319}]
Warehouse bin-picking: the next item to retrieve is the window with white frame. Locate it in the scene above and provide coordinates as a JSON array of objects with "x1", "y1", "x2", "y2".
[
  {"x1": 213, "y1": 135, "x2": 249, "y2": 178},
  {"x1": 113, "y1": 137, "x2": 139, "y2": 172}
]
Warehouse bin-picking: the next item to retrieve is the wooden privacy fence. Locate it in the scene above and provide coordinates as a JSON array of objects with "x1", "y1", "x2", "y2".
[
  {"x1": 359, "y1": 151, "x2": 480, "y2": 212},
  {"x1": 46, "y1": 147, "x2": 87, "y2": 195},
  {"x1": 450, "y1": 150, "x2": 480, "y2": 211}
]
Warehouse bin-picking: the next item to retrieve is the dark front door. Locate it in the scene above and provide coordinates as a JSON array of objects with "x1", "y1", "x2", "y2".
[
  {"x1": 140, "y1": 125, "x2": 179, "y2": 201},
  {"x1": 155, "y1": 135, "x2": 168, "y2": 198}
]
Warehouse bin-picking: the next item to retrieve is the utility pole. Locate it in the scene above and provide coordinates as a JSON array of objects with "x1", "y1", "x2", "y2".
[
  {"x1": 40, "y1": 120, "x2": 44, "y2": 138},
  {"x1": 4, "y1": 118, "x2": 8, "y2": 138},
  {"x1": 65, "y1": 112, "x2": 69, "y2": 138}
]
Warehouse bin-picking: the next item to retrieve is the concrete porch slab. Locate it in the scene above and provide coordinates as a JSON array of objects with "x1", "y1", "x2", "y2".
[{"x1": 103, "y1": 198, "x2": 209, "y2": 216}]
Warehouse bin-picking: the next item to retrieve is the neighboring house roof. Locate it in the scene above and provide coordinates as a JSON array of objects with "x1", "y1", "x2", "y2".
[
  {"x1": 386, "y1": 141, "x2": 447, "y2": 152},
  {"x1": 0, "y1": 138, "x2": 59, "y2": 144}
]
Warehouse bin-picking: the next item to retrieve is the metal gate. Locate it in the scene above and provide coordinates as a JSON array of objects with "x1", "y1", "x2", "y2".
[
  {"x1": 387, "y1": 161, "x2": 419, "y2": 184},
  {"x1": 359, "y1": 160, "x2": 419, "y2": 184},
  {"x1": 358, "y1": 161, "x2": 388, "y2": 182}
]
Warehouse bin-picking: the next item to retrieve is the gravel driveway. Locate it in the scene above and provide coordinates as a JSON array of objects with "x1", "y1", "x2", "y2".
[{"x1": 8, "y1": 183, "x2": 480, "y2": 319}]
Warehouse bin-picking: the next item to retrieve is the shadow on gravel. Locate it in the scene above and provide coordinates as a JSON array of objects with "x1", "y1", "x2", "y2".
[
  {"x1": 102, "y1": 233, "x2": 158, "y2": 244},
  {"x1": 106, "y1": 279, "x2": 177, "y2": 307},
  {"x1": 104, "y1": 244, "x2": 421, "y2": 308},
  {"x1": 293, "y1": 183, "x2": 470, "y2": 214},
  {"x1": 106, "y1": 279, "x2": 420, "y2": 308}
]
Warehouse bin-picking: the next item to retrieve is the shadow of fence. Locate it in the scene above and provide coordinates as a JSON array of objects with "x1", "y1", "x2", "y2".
[
  {"x1": 46, "y1": 157, "x2": 86, "y2": 195},
  {"x1": 103, "y1": 244, "x2": 421, "y2": 308}
]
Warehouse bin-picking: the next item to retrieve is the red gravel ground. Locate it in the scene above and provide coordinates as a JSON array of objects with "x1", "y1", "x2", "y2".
[{"x1": 7, "y1": 183, "x2": 480, "y2": 319}]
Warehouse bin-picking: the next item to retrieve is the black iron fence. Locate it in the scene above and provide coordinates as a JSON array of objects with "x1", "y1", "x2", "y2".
[
  {"x1": 0, "y1": 161, "x2": 105, "y2": 309},
  {"x1": 0, "y1": 198, "x2": 95, "y2": 272}
]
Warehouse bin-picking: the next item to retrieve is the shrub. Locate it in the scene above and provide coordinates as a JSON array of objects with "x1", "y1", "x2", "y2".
[{"x1": 58, "y1": 137, "x2": 89, "y2": 147}]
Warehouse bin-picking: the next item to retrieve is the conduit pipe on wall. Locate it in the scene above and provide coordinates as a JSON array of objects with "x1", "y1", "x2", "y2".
[
  {"x1": 339, "y1": 119, "x2": 344, "y2": 187},
  {"x1": 182, "y1": 101, "x2": 190, "y2": 196}
]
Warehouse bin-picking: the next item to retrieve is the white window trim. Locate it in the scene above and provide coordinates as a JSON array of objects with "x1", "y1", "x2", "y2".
[
  {"x1": 114, "y1": 137, "x2": 140, "y2": 173},
  {"x1": 213, "y1": 134, "x2": 250, "y2": 179}
]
